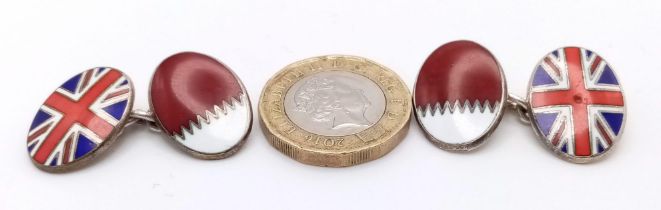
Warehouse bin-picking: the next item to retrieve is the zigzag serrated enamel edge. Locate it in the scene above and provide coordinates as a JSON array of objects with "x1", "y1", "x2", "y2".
[
  {"x1": 173, "y1": 94, "x2": 246, "y2": 138},
  {"x1": 413, "y1": 40, "x2": 505, "y2": 149},
  {"x1": 149, "y1": 52, "x2": 251, "y2": 159},
  {"x1": 171, "y1": 93, "x2": 250, "y2": 155},
  {"x1": 416, "y1": 99, "x2": 500, "y2": 117},
  {"x1": 415, "y1": 99, "x2": 503, "y2": 146}
]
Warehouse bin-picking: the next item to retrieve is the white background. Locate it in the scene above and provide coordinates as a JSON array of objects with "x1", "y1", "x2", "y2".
[{"x1": 1, "y1": 0, "x2": 660, "y2": 209}]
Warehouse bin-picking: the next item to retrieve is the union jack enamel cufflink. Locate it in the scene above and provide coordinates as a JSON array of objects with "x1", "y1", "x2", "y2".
[
  {"x1": 523, "y1": 46, "x2": 625, "y2": 163},
  {"x1": 413, "y1": 41, "x2": 626, "y2": 163},
  {"x1": 28, "y1": 68, "x2": 134, "y2": 172},
  {"x1": 27, "y1": 52, "x2": 252, "y2": 172}
]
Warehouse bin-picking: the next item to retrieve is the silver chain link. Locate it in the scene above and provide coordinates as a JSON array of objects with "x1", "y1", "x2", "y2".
[
  {"x1": 507, "y1": 94, "x2": 532, "y2": 125},
  {"x1": 127, "y1": 109, "x2": 162, "y2": 132}
]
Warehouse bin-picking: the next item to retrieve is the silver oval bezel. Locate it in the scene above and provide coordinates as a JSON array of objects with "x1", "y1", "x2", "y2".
[
  {"x1": 412, "y1": 40, "x2": 507, "y2": 152},
  {"x1": 28, "y1": 67, "x2": 135, "y2": 173},
  {"x1": 526, "y1": 46, "x2": 627, "y2": 163},
  {"x1": 148, "y1": 52, "x2": 253, "y2": 160}
]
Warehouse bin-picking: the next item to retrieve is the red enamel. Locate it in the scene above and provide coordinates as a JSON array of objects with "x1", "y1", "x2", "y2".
[
  {"x1": 415, "y1": 40, "x2": 502, "y2": 107},
  {"x1": 150, "y1": 52, "x2": 242, "y2": 136}
]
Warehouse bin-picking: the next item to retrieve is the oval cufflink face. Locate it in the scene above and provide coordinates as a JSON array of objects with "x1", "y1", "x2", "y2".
[
  {"x1": 27, "y1": 67, "x2": 134, "y2": 172},
  {"x1": 528, "y1": 47, "x2": 625, "y2": 163},
  {"x1": 414, "y1": 40, "x2": 506, "y2": 151},
  {"x1": 150, "y1": 52, "x2": 252, "y2": 159}
]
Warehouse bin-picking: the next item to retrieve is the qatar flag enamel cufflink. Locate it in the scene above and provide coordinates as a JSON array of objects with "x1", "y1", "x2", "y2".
[
  {"x1": 413, "y1": 40, "x2": 626, "y2": 163},
  {"x1": 414, "y1": 40, "x2": 506, "y2": 151},
  {"x1": 27, "y1": 52, "x2": 251, "y2": 172},
  {"x1": 149, "y1": 52, "x2": 252, "y2": 159}
]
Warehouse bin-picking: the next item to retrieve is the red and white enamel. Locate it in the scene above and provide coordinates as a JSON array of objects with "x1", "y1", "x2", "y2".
[
  {"x1": 415, "y1": 40, "x2": 502, "y2": 108},
  {"x1": 414, "y1": 40, "x2": 503, "y2": 145},
  {"x1": 150, "y1": 52, "x2": 249, "y2": 154}
]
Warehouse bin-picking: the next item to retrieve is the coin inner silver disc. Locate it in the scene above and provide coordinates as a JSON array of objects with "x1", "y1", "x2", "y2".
[{"x1": 284, "y1": 70, "x2": 386, "y2": 136}]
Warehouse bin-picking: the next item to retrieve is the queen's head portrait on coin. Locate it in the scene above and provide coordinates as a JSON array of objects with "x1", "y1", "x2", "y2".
[
  {"x1": 259, "y1": 55, "x2": 411, "y2": 167},
  {"x1": 287, "y1": 71, "x2": 386, "y2": 136}
]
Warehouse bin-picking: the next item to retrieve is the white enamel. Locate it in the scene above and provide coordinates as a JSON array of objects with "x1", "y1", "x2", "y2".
[
  {"x1": 417, "y1": 101, "x2": 499, "y2": 144},
  {"x1": 174, "y1": 94, "x2": 250, "y2": 154}
]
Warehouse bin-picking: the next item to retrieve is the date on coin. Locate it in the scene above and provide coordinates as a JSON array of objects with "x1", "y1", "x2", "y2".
[{"x1": 259, "y1": 55, "x2": 411, "y2": 167}]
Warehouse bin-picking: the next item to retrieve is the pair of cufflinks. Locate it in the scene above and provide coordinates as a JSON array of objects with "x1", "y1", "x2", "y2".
[
  {"x1": 413, "y1": 41, "x2": 625, "y2": 163},
  {"x1": 27, "y1": 52, "x2": 252, "y2": 172}
]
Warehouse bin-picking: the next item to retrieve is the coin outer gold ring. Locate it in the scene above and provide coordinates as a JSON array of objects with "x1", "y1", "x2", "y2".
[{"x1": 259, "y1": 55, "x2": 411, "y2": 167}]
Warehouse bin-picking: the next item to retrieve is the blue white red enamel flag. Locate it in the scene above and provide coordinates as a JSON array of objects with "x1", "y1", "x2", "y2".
[
  {"x1": 27, "y1": 67, "x2": 132, "y2": 166},
  {"x1": 530, "y1": 47, "x2": 625, "y2": 157}
]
